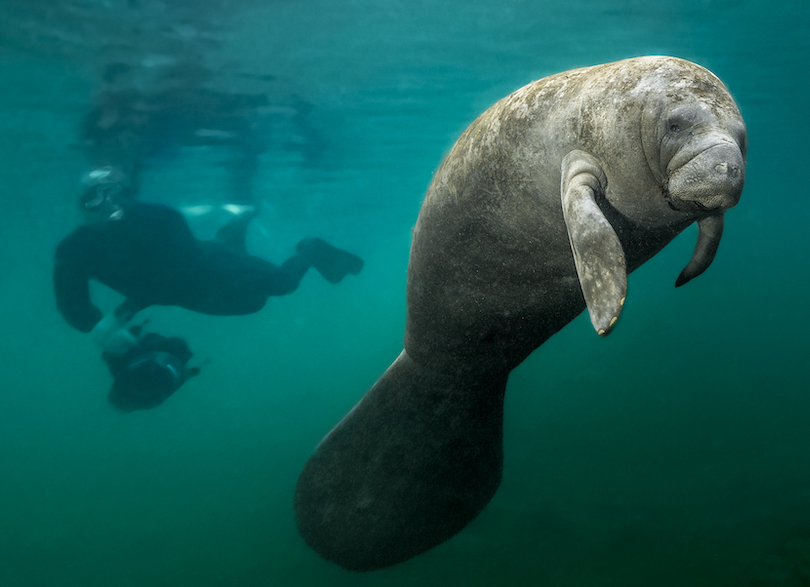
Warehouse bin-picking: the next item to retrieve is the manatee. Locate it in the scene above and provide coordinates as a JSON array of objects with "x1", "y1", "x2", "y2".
[{"x1": 294, "y1": 56, "x2": 746, "y2": 571}]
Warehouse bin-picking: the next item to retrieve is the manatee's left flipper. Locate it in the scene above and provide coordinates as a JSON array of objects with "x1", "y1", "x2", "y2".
[
  {"x1": 294, "y1": 351, "x2": 507, "y2": 571},
  {"x1": 561, "y1": 150, "x2": 627, "y2": 336},
  {"x1": 675, "y1": 213, "x2": 725, "y2": 287}
]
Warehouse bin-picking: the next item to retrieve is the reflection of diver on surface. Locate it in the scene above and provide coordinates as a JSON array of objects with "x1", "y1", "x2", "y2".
[
  {"x1": 80, "y1": 61, "x2": 320, "y2": 201},
  {"x1": 53, "y1": 167, "x2": 364, "y2": 333},
  {"x1": 99, "y1": 322, "x2": 201, "y2": 413}
]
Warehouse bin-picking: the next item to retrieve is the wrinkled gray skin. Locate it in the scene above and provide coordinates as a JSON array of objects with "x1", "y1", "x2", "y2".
[{"x1": 294, "y1": 56, "x2": 746, "y2": 571}]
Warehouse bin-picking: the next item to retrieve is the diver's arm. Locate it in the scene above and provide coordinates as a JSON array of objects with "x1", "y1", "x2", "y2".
[
  {"x1": 53, "y1": 238, "x2": 102, "y2": 332},
  {"x1": 92, "y1": 299, "x2": 146, "y2": 353},
  {"x1": 115, "y1": 298, "x2": 147, "y2": 322},
  {"x1": 91, "y1": 312, "x2": 139, "y2": 353}
]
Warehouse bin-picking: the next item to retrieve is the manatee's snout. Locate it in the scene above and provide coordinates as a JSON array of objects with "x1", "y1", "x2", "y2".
[{"x1": 667, "y1": 139, "x2": 745, "y2": 213}]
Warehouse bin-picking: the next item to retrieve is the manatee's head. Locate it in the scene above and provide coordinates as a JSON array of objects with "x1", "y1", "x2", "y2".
[
  {"x1": 641, "y1": 60, "x2": 747, "y2": 218},
  {"x1": 640, "y1": 58, "x2": 747, "y2": 285},
  {"x1": 655, "y1": 105, "x2": 746, "y2": 217}
]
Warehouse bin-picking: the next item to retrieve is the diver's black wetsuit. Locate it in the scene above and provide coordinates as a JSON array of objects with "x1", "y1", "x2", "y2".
[{"x1": 54, "y1": 201, "x2": 357, "y2": 332}]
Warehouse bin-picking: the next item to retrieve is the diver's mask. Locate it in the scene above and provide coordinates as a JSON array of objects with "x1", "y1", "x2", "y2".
[
  {"x1": 79, "y1": 166, "x2": 130, "y2": 224},
  {"x1": 80, "y1": 182, "x2": 126, "y2": 223}
]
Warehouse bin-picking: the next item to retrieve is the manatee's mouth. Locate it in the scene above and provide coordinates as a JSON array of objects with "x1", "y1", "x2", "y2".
[
  {"x1": 664, "y1": 189, "x2": 723, "y2": 213},
  {"x1": 665, "y1": 139, "x2": 745, "y2": 215}
]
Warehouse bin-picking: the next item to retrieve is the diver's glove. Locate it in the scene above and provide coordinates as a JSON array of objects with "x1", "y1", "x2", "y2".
[{"x1": 91, "y1": 313, "x2": 138, "y2": 354}]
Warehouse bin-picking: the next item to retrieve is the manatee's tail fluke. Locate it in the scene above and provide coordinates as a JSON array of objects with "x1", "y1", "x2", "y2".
[
  {"x1": 675, "y1": 213, "x2": 725, "y2": 287},
  {"x1": 294, "y1": 351, "x2": 507, "y2": 571}
]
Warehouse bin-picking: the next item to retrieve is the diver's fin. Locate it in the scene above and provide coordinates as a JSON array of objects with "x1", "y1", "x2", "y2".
[
  {"x1": 296, "y1": 238, "x2": 364, "y2": 283},
  {"x1": 560, "y1": 150, "x2": 627, "y2": 336},
  {"x1": 215, "y1": 208, "x2": 258, "y2": 252},
  {"x1": 294, "y1": 351, "x2": 507, "y2": 571}
]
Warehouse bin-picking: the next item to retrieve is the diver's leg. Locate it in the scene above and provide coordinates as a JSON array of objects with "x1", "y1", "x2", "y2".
[
  {"x1": 214, "y1": 207, "x2": 259, "y2": 252},
  {"x1": 261, "y1": 254, "x2": 311, "y2": 296},
  {"x1": 296, "y1": 238, "x2": 363, "y2": 284},
  {"x1": 198, "y1": 237, "x2": 362, "y2": 307}
]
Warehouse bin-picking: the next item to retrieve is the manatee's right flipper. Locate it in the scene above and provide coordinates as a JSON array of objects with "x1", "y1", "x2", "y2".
[
  {"x1": 561, "y1": 150, "x2": 627, "y2": 336},
  {"x1": 675, "y1": 213, "x2": 724, "y2": 287},
  {"x1": 294, "y1": 351, "x2": 507, "y2": 571},
  {"x1": 296, "y1": 238, "x2": 364, "y2": 283}
]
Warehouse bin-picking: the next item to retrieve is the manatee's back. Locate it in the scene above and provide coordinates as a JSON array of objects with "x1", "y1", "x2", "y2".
[
  {"x1": 404, "y1": 71, "x2": 592, "y2": 371},
  {"x1": 403, "y1": 56, "x2": 722, "y2": 369}
]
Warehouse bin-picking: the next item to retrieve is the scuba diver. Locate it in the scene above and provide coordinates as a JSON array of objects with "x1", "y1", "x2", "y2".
[
  {"x1": 100, "y1": 323, "x2": 200, "y2": 413},
  {"x1": 53, "y1": 166, "x2": 364, "y2": 334}
]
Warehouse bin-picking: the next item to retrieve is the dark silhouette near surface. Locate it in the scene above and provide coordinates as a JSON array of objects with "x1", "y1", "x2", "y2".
[{"x1": 81, "y1": 61, "x2": 321, "y2": 200}]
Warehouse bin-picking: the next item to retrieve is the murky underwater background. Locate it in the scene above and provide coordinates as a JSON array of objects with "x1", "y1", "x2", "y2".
[{"x1": 1, "y1": 0, "x2": 808, "y2": 585}]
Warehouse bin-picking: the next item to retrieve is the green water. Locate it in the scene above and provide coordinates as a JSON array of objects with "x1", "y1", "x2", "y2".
[{"x1": 0, "y1": 0, "x2": 808, "y2": 585}]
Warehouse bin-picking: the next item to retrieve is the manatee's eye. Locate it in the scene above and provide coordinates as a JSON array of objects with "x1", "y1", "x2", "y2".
[
  {"x1": 664, "y1": 105, "x2": 713, "y2": 138},
  {"x1": 659, "y1": 108, "x2": 700, "y2": 168},
  {"x1": 666, "y1": 113, "x2": 690, "y2": 135}
]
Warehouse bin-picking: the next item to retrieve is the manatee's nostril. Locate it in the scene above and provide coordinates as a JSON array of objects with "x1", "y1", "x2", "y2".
[{"x1": 714, "y1": 162, "x2": 742, "y2": 178}]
